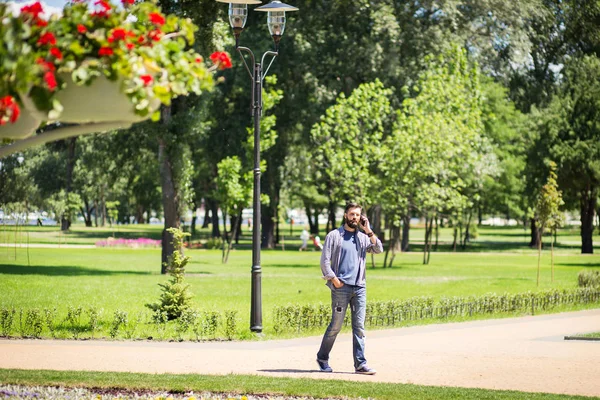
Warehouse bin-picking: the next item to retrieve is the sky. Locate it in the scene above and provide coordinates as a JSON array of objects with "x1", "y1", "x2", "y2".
[{"x1": 4, "y1": 0, "x2": 66, "y2": 12}]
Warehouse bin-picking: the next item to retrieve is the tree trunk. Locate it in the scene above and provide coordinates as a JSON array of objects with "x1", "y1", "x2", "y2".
[
  {"x1": 327, "y1": 201, "x2": 336, "y2": 233},
  {"x1": 100, "y1": 186, "x2": 106, "y2": 227},
  {"x1": 423, "y1": 216, "x2": 429, "y2": 265},
  {"x1": 93, "y1": 200, "x2": 99, "y2": 227},
  {"x1": 81, "y1": 199, "x2": 94, "y2": 227},
  {"x1": 305, "y1": 204, "x2": 318, "y2": 235},
  {"x1": 434, "y1": 216, "x2": 439, "y2": 251},
  {"x1": 233, "y1": 210, "x2": 242, "y2": 244},
  {"x1": 426, "y1": 216, "x2": 434, "y2": 264},
  {"x1": 208, "y1": 199, "x2": 220, "y2": 237},
  {"x1": 401, "y1": 214, "x2": 410, "y2": 252},
  {"x1": 261, "y1": 203, "x2": 276, "y2": 249},
  {"x1": 135, "y1": 204, "x2": 145, "y2": 224},
  {"x1": 202, "y1": 203, "x2": 210, "y2": 229},
  {"x1": 223, "y1": 212, "x2": 241, "y2": 264},
  {"x1": 580, "y1": 186, "x2": 597, "y2": 254},
  {"x1": 461, "y1": 211, "x2": 472, "y2": 250},
  {"x1": 452, "y1": 225, "x2": 458, "y2": 251},
  {"x1": 62, "y1": 137, "x2": 77, "y2": 232},
  {"x1": 159, "y1": 134, "x2": 180, "y2": 275},
  {"x1": 536, "y1": 227, "x2": 542, "y2": 287},
  {"x1": 369, "y1": 204, "x2": 382, "y2": 236},
  {"x1": 529, "y1": 218, "x2": 540, "y2": 248},
  {"x1": 551, "y1": 228, "x2": 555, "y2": 282},
  {"x1": 384, "y1": 225, "x2": 401, "y2": 268}
]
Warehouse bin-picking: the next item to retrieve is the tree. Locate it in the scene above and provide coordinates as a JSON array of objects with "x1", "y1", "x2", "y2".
[
  {"x1": 381, "y1": 46, "x2": 490, "y2": 265},
  {"x1": 535, "y1": 162, "x2": 564, "y2": 285},
  {"x1": 215, "y1": 156, "x2": 252, "y2": 263},
  {"x1": 534, "y1": 55, "x2": 600, "y2": 254},
  {"x1": 310, "y1": 80, "x2": 392, "y2": 231}
]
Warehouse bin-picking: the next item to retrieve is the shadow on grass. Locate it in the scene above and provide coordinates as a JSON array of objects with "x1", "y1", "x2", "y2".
[
  {"x1": 0, "y1": 264, "x2": 151, "y2": 276},
  {"x1": 556, "y1": 263, "x2": 600, "y2": 268}
]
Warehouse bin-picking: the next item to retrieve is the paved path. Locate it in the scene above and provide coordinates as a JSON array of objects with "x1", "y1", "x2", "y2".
[{"x1": 2, "y1": 309, "x2": 600, "y2": 397}]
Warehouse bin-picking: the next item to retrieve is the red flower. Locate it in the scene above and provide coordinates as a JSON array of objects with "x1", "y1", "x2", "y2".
[
  {"x1": 0, "y1": 96, "x2": 20, "y2": 125},
  {"x1": 148, "y1": 29, "x2": 162, "y2": 42},
  {"x1": 37, "y1": 32, "x2": 57, "y2": 46},
  {"x1": 20, "y1": 2, "x2": 43, "y2": 18},
  {"x1": 149, "y1": 12, "x2": 165, "y2": 26},
  {"x1": 36, "y1": 57, "x2": 56, "y2": 72},
  {"x1": 94, "y1": 0, "x2": 111, "y2": 11},
  {"x1": 44, "y1": 71, "x2": 57, "y2": 91},
  {"x1": 126, "y1": 43, "x2": 134, "y2": 50},
  {"x1": 121, "y1": 0, "x2": 135, "y2": 4},
  {"x1": 77, "y1": 24, "x2": 87, "y2": 33},
  {"x1": 108, "y1": 28, "x2": 128, "y2": 42},
  {"x1": 50, "y1": 47, "x2": 63, "y2": 60},
  {"x1": 140, "y1": 74, "x2": 153, "y2": 86},
  {"x1": 195, "y1": 56, "x2": 203, "y2": 63},
  {"x1": 210, "y1": 51, "x2": 232, "y2": 70},
  {"x1": 98, "y1": 47, "x2": 114, "y2": 56},
  {"x1": 137, "y1": 35, "x2": 146, "y2": 44},
  {"x1": 91, "y1": 10, "x2": 109, "y2": 18},
  {"x1": 35, "y1": 19, "x2": 48, "y2": 27}
]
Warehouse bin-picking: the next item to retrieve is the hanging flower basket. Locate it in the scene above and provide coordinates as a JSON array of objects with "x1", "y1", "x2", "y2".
[
  {"x1": 55, "y1": 74, "x2": 160, "y2": 124},
  {"x1": 1, "y1": 0, "x2": 232, "y2": 132},
  {"x1": 0, "y1": 97, "x2": 42, "y2": 140}
]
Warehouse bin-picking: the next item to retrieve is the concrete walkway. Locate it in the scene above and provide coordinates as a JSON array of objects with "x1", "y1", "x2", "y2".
[{"x1": 1, "y1": 309, "x2": 600, "y2": 397}]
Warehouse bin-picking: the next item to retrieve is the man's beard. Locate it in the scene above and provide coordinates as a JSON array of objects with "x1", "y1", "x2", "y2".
[{"x1": 346, "y1": 218, "x2": 358, "y2": 229}]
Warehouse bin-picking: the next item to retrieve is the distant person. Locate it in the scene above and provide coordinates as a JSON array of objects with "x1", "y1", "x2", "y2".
[
  {"x1": 299, "y1": 228, "x2": 310, "y2": 251},
  {"x1": 316, "y1": 202, "x2": 383, "y2": 375},
  {"x1": 312, "y1": 235, "x2": 323, "y2": 251}
]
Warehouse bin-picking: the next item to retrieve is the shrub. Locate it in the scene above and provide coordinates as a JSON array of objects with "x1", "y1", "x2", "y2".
[
  {"x1": 65, "y1": 305, "x2": 84, "y2": 339},
  {"x1": 110, "y1": 310, "x2": 128, "y2": 338},
  {"x1": 224, "y1": 310, "x2": 238, "y2": 340},
  {"x1": 578, "y1": 270, "x2": 600, "y2": 288},
  {"x1": 146, "y1": 227, "x2": 193, "y2": 320},
  {"x1": 205, "y1": 237, "x2": 223, "y2": 250},
  {"x1": 0, "y1": 307, "x2": 15, "y2": 337}
]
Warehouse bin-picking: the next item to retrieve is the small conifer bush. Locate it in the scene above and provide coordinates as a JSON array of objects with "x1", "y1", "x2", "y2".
[{"x1": 146, "y1": 228, "x2": 194, "y2": 320}]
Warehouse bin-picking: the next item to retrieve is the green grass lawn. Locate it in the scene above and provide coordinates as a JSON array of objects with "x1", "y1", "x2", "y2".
[
  {"x1": 0, "y1": 369, "x2": 594, "y2": 400},
  {"x1": 1, "y1": 223, "x2": 596, "y2": 253},
  {"x1": 1, "y1": 242, "x2": 599, "y2": 338}
]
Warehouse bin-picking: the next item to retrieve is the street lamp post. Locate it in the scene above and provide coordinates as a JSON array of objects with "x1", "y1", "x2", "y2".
[{"x1": 216, "y1": 0, "x2": 298, "y2": 333}]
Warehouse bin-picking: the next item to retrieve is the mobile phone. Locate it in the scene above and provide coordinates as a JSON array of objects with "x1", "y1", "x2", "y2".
[{"x1": 360, "y1": 215, "x2": 367, "y2": 226}]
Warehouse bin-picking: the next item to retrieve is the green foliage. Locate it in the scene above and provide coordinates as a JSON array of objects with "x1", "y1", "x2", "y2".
[
  {"x1": 65, "y1": 305, "x2": 84, "y2": 339},
  {"x1": 311, "y1": 79, "x2": 392, "y2": 207},
  {"x1": 106, "y1": 201, "x2": 120, "y2": 227},
  {"x1": 578, "y1": 271, "x2": 600, "y2": 288},
  {"x1": 110, "y1": 310, "x2": 128, "y2": 338},
  {"x1": 87, "y1": 306, "x2": 101, "y2": 339},
  {"x1": 24, "y1": 309, "x2": 44, "y2": 338},
  {"x1": 274, "y1": 288, "x2": 600, "y2": 333},
  {"x1": 203, "y1": 237, "x2": 223, "y2": 250},
  {"x1": 224, "y1": 310, "x2": 238, "y2": 340},
  {"x1": 535, "y1": 162, "x2": 564, "y2": 234},
  {"x1": 146, "y1": 227, "x2": 193, "y2": 320},
  {"x1": 43, "y1": 307, "x2": 57, "y2": 338}
]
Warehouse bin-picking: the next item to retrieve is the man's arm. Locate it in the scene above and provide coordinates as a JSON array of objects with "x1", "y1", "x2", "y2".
[
  {"x1": 320, "y1": 232, "x2": 344, "y2": 288},
  {"x1": 361, "y1": 216, "x2": 384, "y2": 254}
]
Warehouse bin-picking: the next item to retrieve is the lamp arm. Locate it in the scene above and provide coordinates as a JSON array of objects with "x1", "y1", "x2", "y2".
[
  {"x1": 261, "y1": 51, "x2": 279, "y2": 81},
  {"x1": 236, "y1": 46, "x2": 255, "y2": 80}
]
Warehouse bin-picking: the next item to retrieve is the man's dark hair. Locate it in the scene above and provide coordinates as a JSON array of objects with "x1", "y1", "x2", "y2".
[{"x1": 344, "y1": 202, "x2": 362, "y2": 213}]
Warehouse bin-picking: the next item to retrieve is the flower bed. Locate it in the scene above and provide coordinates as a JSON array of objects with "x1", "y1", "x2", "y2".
[{"x1": 95, "y1": 237, "x2": 161, "y2": 248}]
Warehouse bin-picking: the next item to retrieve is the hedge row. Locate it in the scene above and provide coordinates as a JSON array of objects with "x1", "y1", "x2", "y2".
[
  {"x1": 273, "y1": 287, "x2": 600, "y2": 333},
  {"x1": 0, "y1": 306, "x2": 239, "y2": 341}
]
